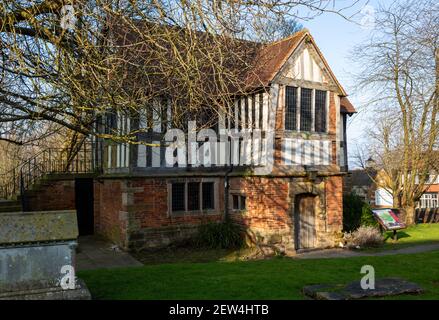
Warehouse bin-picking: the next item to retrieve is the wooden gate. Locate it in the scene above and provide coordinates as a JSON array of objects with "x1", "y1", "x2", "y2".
[{"x1": 294, "y1": 194, "x2": 317, "y2": 249}]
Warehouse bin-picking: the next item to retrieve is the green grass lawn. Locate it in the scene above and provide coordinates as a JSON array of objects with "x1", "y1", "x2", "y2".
[
  {"x1": 377, "y1": 223, "x2": 439, "y2": 251},
  {"x1": 79, "y1": 250, "x2": 439, "y2": 300},
  {"x1": 79, "y1": 223, "x2": 439, "y2": 300}
]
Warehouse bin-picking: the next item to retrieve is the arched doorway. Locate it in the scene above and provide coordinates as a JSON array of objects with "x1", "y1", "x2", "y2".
[{"x1": 294, "y1": 193, "x2": 317, "y2": 249}]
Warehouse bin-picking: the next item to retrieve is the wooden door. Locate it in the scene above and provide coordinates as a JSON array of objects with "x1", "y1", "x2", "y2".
[{"x1": 294, "y1": 194, "x2": 316, "y2": 249}]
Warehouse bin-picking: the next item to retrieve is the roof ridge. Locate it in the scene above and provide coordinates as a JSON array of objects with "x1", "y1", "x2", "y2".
[{"x1": 264, "y1": 28, "x2": 309, "y2": 47}]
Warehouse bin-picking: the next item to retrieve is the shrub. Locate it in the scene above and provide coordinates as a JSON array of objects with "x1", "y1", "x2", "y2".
[
  {"x1": 360, "y1": 203, "x2": 379, "y2": 228},
  {"x1": 343, "y1": 193, "x2": 364, "y2": 232},
  {"x1": 343, "y1": 226, "x2": 384, "y2": 249},
  {"x1": 194, "y1": 221, "x2": 244, "y2": 249}
]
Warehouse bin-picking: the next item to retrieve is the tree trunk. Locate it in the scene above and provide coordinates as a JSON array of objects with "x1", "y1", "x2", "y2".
[
  {"x1": 392, "y1": 192, "x2": 401, "y2": 208},
  {"x1": 404, "y1": 205, "x2": 417, "y2": 225}
]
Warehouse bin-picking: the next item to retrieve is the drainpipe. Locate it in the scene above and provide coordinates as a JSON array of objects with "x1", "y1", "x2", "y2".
[{"x1": 224, "y1": 160, "x2": 234, "y2": 222}]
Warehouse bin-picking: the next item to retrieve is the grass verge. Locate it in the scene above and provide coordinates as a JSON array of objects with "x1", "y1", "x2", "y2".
[{"x1": 79, "y1": 250, "x2": 439, "y2": 300}]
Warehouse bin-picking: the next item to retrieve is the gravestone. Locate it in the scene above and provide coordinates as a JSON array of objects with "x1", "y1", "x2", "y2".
[
  {"x1": 0, "y1": 210, "x2": 91, "y2": 299},
  {"x1": 303, "y1": 278, "x2": 423, "y2": 300}
]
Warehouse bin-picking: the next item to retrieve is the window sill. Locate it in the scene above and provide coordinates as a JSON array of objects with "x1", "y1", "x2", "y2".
[
  {"x1": 170, "y1": 210, "x2": 219, "y2": 216},
  {"x1": 283, "y1": 130, "x2": 329, "y2": 135}
]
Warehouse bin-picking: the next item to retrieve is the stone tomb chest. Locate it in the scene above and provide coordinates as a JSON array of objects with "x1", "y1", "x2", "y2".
[{"x1": 0, "y1": 210, "x2": 90, "y2": 299}]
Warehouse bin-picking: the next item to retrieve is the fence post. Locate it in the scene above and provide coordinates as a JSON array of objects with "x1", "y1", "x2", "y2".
[
  {"x1": 33, "y1": 157, "x2": 37, "y2": 185},
  {"x1": 12, "y1": 168, "x2": 16, "y2": 196},
  {"x1": 43, "y1": 150, "x2": 46, "y2": 173},
  {"x1": 48, "y1": 149, "x2": 52, "y2": 172},
  {"x1": 20, "y1": 170, "x2": 27, "y2": 211},
  {"x1": 27, "y1": 160, "x2": 31, "y2": 189}
]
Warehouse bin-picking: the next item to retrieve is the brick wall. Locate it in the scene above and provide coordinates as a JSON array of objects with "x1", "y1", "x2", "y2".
[
  {"x1": 94, "y1": 179, "x2": 128, "y2": 247},
  {"x1": 94, "y1": 177, "x2": 223, "y2": 250},
  {"x1": 325, "y1": 175, "x2": 343, "y2": 232},
  {"x1": 24, "y1": 173, "x2": 344, "y2": 252},
  {"x1": 127, "y1": 178, "x2": 223, "y2": 229},
  {"x1": 329, "y1": 93, "x2": 338, "y2": 165},
  {"x1": 26, "y1": 179, "x2": 76, "y2": 212},
  {"x1": 119, "y1": 175, "x2": 344, "y2": 252},
  {"x1": 230, "y1": 177, "x2": 292, "y2": 247},
  {"x1": 329, "y1": 92, "x2": 337, "y2": 135},
  {"x1": 275, "y1": 85, "x2": 285, "y2": 132},
  {"x1": 230, "y1": 175, "x2": 344, "y2": 253}
]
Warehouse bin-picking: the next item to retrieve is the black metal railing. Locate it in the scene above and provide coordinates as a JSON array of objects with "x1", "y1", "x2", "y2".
[{"x1": 0, "y1": 142, "x2": 98, "y2": 200}]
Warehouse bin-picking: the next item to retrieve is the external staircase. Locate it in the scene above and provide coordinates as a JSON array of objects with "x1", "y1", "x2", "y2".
[
  {"x1": 0, "y1": 199, "x2": 22, "y2": 213},
  {"x1": 0, "y1": 142, "x2": 98, "y2": 211}
]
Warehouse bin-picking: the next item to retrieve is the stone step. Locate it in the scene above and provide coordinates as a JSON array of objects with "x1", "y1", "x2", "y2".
[
  {"x1": 0, "y1": 200, "x2": 20, "y2": 208},
  {"x1": 0, "y1": 199, "x2": 22, "y2": 212}
]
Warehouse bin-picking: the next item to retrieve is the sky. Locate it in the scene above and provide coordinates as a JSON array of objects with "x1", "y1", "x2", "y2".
[{"x1": 296, "y1": 0, "x2": 384, "y2": 168}]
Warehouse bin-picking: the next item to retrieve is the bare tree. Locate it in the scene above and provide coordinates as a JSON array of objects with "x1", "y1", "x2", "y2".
[
  {"x1": 353, "y1": 0, "x2": 439, "y2": 224},
  {"x1": 253, "y1": 15, "x2": 304, "y2": 42},
  {"x1": 353, "y1": 112, "x2": 406, "y2": 208},
  {"x1": 0, "y1": 0, "x2": 367, "y2": 145}
]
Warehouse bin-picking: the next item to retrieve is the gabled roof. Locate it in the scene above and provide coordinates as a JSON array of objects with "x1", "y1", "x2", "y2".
[
  {"x1": 245, "y1": 30, "x2": 307, "y2": 88},
  {"x1": 108, "y1": 20, "x2": 356, "y2": 112},
  {"x1": 247, "y1": 29, "x2": 348, "y2": 97}
]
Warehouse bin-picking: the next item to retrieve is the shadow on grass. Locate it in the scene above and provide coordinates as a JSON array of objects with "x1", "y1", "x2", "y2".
[
  {"x1": 132, "y1": 224, "x2": 439, "y2": 263},
  {"x1": 131, "y1": 245, "x2": 261, "y2": 265},
  {"x1": 354, "y1": 224, "x2": 439, "y2": 253},
  {"x1": 383, "y1": 231, "x2": 411, "y2": 241}
]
